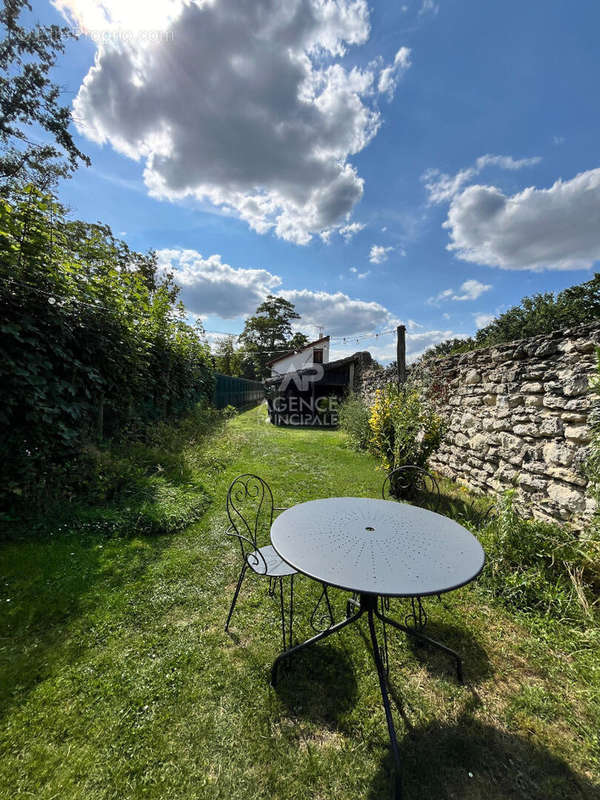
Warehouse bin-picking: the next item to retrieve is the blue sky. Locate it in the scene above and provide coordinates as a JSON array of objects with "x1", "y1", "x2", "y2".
[{"x1": 40, "y1": 0, "x2": 600, "y2": 361}]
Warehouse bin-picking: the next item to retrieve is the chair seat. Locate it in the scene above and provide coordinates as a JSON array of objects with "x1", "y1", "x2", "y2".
[{"x1": 246, "y1": 545, "x2": 296, "y2": 577}]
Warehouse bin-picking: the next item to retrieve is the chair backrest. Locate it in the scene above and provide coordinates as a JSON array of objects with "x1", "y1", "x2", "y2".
[
  {"x1": 226, "y1": 474, "x2": 274, "y2": 571},
  {"x1": 382, "y1": 465, "x2": 441, "y2": 512}
]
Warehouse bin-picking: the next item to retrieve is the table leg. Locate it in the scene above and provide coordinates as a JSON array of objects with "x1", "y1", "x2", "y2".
[
  {"x1": 376, "y1": 608, "x2": 463, "y2": 683},
  {"x1": 270, "y1": 607, "x2": 363, "y2": 687}
]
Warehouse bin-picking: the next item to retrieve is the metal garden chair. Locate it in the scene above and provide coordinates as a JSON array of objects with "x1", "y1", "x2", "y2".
[{"x1": 224, "y1": 473, "x2": 334, "y2": 650}]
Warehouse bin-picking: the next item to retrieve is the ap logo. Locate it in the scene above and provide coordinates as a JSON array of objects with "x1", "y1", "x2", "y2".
[{"x1": 279, "y1": 361, "x2": 324, "y2": 392}]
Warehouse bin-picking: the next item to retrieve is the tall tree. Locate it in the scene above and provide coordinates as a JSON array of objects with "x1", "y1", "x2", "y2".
[
  {"x1": 0, "y1": 0, "x2": 90, "y2": 191},
  {"x1": 213, "y1": 335, "x2": 244, "y2": 376},
  {"x1": 238, "y1": 295, "x2": 306, "y2": 378}
]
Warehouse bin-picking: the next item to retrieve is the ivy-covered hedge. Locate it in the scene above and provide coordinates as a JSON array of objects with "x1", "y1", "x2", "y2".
[{"x1": 0, "y1": 186, "x2": 214, "y2": 507}]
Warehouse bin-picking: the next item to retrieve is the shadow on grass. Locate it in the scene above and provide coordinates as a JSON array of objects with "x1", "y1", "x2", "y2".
[
  {"x1": 368, "y1": 714, "x2": 597, "y2": 800},
  {"x1": 273, "y1": 643, "x2": 358, "y2": 727},
  {"x1": 0, "y1": 530, "x2": 172, "y2": 724},
  {"x1": 401, "y1": 618, "x2": 493, "y2": 684}
]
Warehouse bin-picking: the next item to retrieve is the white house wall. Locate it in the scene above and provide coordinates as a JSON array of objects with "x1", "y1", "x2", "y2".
[{"x1": 270, "y1": 341, "x2": 330, "y2": 376}]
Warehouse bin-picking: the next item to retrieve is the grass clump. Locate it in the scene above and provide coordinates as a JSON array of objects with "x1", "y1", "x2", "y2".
[
  {"x1": 478, "y1": 491, "x2": 599, "y2": 625},
  {"x1": 1, "y1": 400, "x2": 231, "y2": 540},
  {"x1": 338, "y1": 392, "x2": 371, "y2": 451}
]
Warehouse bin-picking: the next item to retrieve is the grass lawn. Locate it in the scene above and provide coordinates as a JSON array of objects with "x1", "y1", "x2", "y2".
[{"x1": 1, "y1": 403, "x2": 599, "y2": 799}]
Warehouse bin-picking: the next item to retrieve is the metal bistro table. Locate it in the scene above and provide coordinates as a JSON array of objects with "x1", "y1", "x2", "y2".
[{"x1": 270, "y1": 497, "x2": 485, "y2": 799}]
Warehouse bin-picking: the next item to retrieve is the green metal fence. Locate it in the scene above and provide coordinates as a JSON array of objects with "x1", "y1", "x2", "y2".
[{"x1": 213, "y1": 373, "x2": 265, "y2": 409}]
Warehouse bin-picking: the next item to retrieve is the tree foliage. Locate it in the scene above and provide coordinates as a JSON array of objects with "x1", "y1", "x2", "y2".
[
  {"x1": 0, "y1": 0, "x2": 90, "y2": 190},
  {"x1": 237, "y1": 294, "x2": 307, "y2": 378},
  {"x1": 0, "y1": 185, "x2": 214, "y2": 506},
  {"x1": 421, "y1": 273, "x2": 600, "y2": 361}
]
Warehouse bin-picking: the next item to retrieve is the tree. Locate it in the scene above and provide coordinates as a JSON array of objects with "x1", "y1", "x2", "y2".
[
  {"x1": 420, "y1": 272, "x2": 600, "y2": 361},
  {"x1": 238, "y1": 295, "x2": 308, "y2": 379},
  {"x1": 213, "y1": 335, "x2": 244, "y2": 376},
  {"x1": 0, "y1": 0, "x2": 90, "y2": 191}
]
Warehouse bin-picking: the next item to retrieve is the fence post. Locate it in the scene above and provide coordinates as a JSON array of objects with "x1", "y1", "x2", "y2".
[{"x1": 396, "y1": 325, "x2": 406, "y2": 386}]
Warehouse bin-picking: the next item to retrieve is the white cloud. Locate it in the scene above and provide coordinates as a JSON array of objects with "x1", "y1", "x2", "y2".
[
  {"x1": 339, "y1": 221, "x2": 366, "y2": 242},
  {"x1": 369, "y1": 244, "x2": 394, "y2": 263},
  {"x1": 427, "y1": 288, "x2": 453, "y2": 305},
  {"x1": 451, "y1": 279, "x2": 492, "y2": 301},
  {"x1": 475, "y1": 313, "x2": 495, "y2": 328},
  {"x1": 419, "y1": 0, "x2": 439, "y2": 15},
  {"x1": 377, "y1": 47, "x2": 412, "y2": 100},
  {"x1": 357, "y1": 270, "x2": 371, "y2": 279},
  {"x1": 61, "y1": 0, "x2": 411, "y2": 244},
  {"x1": 423, "y1": 153, "x2": 541, "y2": 205},
  {"x1": 427, "y1": 279, "x2": 491, "y2": 305},
  {"x1": 333, "y1": 327, "x2": 466, "y2": 364},
  {"x1": 349, "y1": 266, "x2": 358, "y2": 273},
  {"x1": 280, "y1": 288, "x2": 393, "y2": 337},
  {"x1": 156, "y1": 248, "x2": 281, "y2": 318},
  {"x1": 444, "y1": 167, "x2": 600, "y2": 271}
]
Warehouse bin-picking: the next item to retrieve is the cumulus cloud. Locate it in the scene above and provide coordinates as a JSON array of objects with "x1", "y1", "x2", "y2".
[
  {"x1": 369, "y1": 244, "x2": 394, "y2": 263},
  {"x1": 61, "y1": 0, "x2": 411, "y2": 244},
  {"x1": 334, "y1": 327, "x2": 466, "y2": 364},
  {"x1": 339, "y1": 221, "x2": 366, "y2": 242},
  {"x1": 357, "y1": 270, "x2": 371, "y2": 279},
  {"x1": 377, "y1": 46, "x2": 411, "y2": 99},
  {"x1": 475, "y1": 313, "x2": 495, "y2": 328},
  {"x1": 451, "y1": 279, "x2": 492, "y2": 300},
  {"x1": 423, "y1": 153, "x2": 541, "y2": 205},
  {"x1": 444, "y1": 168, "x2": 600, "y2": 271},
  {"x1": 280, "y1": 288, "x2": 393, "y2": 336},
  {"x1": 427, "y1": 279, "x2": 491, "y2": 305},
  {"x1": 156, "y1": 249, "x2": 281, "y2": 318}
]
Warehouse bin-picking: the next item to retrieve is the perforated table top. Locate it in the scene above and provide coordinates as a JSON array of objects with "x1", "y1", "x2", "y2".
[{"x1": 270, "y1": 498, "x2": 485, "y2": 597}]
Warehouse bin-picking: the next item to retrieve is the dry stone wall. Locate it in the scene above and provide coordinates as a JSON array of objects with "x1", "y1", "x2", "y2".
[{"x1": 359, "y1": 322, "x2": 600, "y2": 526}]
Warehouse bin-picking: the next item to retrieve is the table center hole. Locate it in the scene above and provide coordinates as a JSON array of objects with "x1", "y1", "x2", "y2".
[{"x1": 365, "y1": 526, "x2": 375, "y2": 532}]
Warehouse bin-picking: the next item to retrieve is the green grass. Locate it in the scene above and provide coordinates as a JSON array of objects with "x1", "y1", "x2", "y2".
[{"x1": 1, "y1": 404, "x2": 599, "y2": 799}]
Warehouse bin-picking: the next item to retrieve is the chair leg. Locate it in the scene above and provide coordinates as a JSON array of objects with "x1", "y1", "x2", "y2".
[
  {"x1": 289, "y1": 575, "x2": 294, "y2": 649},
  {"x1": 323, "y1": 584, "x2": 335, "y2": 626},
  {"x1": 225, "y1": 562, "x2": 247, "y2": 632},
  {"x1": 278, "y1": 577, "x2": 287, "y2": 651}
]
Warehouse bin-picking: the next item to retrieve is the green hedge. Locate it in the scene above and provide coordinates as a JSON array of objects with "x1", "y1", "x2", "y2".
[{"x1": 0, "y1": 186, "x2": 214, "y2": 508}]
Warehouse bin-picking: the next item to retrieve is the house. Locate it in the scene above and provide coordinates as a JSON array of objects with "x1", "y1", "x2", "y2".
[
  {"x1": 267, "y1": 335, "x2": 330, "y2": 376},
  {"x1": 265, "y1": 348, "x2": 373, "y2": 427}
]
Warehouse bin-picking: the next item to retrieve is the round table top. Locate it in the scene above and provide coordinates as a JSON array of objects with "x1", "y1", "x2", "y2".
[{"x1": 270, "y1": 497, "x2": 485, "y2": 597}]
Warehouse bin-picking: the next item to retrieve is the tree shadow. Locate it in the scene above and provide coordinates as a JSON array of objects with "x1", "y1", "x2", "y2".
[
  {"x1": 0, "y1": 530, "x2": 172, "y2": 724},
  {"x1": 272, "y1": 642, "x2": 359, "y2": 728},
  {"x1": 367, "y1": 713, "x2": 599, "y2": 800}
]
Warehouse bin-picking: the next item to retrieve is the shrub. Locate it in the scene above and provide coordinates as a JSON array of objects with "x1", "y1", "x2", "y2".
[
  {"x1": 338, "y1": 393, "x2": 370, "y2": 450},
  {"x1": 478, "y1": 492, "x2": 598, "y2": 624},
  {"x1": 368, "y1": 385, "x2": 446, "y2": 473},
  {"x1": 0, "y1": 186, "x2": 215, "y2": 509}
]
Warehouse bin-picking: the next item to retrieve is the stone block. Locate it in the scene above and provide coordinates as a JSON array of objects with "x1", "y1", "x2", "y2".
[
  {"x1": 525, "y1": 394, "x2": 544, "y2": 407},
  {"x1": 564, "y1": 425, "x2": 591, "y2": 443},
  {"x1": 546, "y1": 465, "x2": 587, "y2": 487},
  {"x1": 547, "y1": 481, "x2": 585, "y2": 510},
  {"x1": 539, "y1": 416, "x2": 563, "y2": 437},
  {"x1": 543, "y1": 394, "x2": 568, "y2": 410},
  {"x1": 521, "y1": 381, "x2": 544, "y2": 393},
  {"x1": 535, "y1": 340, "x2": 559, "y2": 358},
  {"x1": 465, "y1": 368, "x2": 482, "y2": 385},
  {"x1": 542, "y1": 441, "x2": 575, "y2": 466},
  {"x1": 563, "y1": 375, "x2": 590, "y2": 397}
]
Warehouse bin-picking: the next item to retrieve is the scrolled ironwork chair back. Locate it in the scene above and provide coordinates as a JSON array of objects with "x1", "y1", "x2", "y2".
[
  {"x1": 226, "y1": 473, "x2": 274, "y2": 574},
  {"x1": 382, "y1": 465, "x2": 441, "y2": 512}
]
